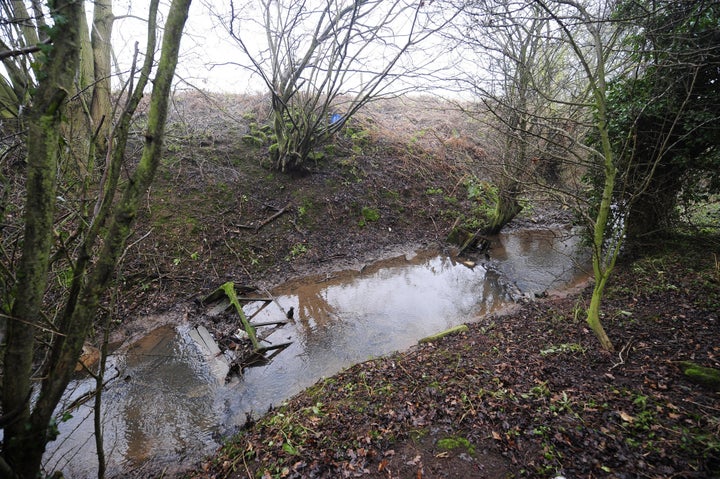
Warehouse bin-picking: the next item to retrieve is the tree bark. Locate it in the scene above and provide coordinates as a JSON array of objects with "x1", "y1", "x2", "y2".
[
  {"x1": 1, "y1": 0, "x2": 192, "y2": 476},
  {"x1": 625, "y1": 165, "x2": 683, "y2": 242},
  {"x1": 34, "y1": 1, "x2": 191, "y2": 475},
  {"x1": 1, "y1": 0, "x2": 84, "y2": 475},
  {"x1": 90, "y1": 0, "x2": 114, "y2": 153},
  {"x1": 585, "y1": 84, "x2": 617, "y2": 353},
  {"x1": 486, "y1": 183, "x2": 523, "y2": 235}
]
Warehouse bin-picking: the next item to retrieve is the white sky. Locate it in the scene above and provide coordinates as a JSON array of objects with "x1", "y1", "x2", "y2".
[
  {"x1": 110, "y1": 0, "x2": 471, "y2": 97},
  {"x1": 112, "y1": 0, "x2": 261, "y2": 93}
]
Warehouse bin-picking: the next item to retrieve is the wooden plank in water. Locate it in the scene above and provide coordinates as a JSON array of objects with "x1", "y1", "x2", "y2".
[
  {"x1": 188, "y1": 325, "x2": 229, "y2": 382},
  {"x1": 251, "y1": 320, "x2": 288, "y2": 327},
  {"x1": 247, "y1": 300, "x2": 272, "y2": 321}
]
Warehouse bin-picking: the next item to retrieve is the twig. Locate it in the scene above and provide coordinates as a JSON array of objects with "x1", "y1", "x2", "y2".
[
  {"x1": 118, "y1": 228, "x2": 153, "y2": 266},
  {"x1": 235, "y1": 202, "x2": 292, "y2": 233},
  {"x1": 609, "y1": 337, "x2": 634, "y2": 370}
]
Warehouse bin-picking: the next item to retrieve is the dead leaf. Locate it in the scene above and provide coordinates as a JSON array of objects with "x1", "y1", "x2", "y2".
[
  {"x1": 378, "y1": 459, "x2": 389, "y2": 472},
  {"x1": 492, "y1": 430, "x2": 502, "y2": 440},
  {"x1": 619, "y1": 411, "x2": 635, "y2": 423},
  {"x1": 406, "y1": 455, "x2": 422, "y2": 466}
]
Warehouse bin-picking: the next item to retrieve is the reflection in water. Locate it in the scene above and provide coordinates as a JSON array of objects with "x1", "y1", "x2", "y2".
[
  {"x1": 225, "y1": 251, "x2": 509, "y2": 426},
  {"x1": 44, "y1": 324, "x2": 225, "y2": 477},
  {"x1": 44, "y1": 229, "x2": 589, "y2": 478},
  {"x1": 493, "y1": 227, "x2": 590, "y2": 293}
]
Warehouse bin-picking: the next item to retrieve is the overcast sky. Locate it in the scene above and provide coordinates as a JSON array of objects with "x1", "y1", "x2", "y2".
[
  {"x1": 110, "y1": 0, "x2": 470, "y2": 97},
  {"x1": 112, "y1": 0, "x2": 261, "y2": 93}
]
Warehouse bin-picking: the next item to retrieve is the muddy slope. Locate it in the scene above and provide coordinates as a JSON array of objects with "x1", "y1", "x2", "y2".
[{"x1": 117, "y1": 93, "x2": 492, "y2": 320}]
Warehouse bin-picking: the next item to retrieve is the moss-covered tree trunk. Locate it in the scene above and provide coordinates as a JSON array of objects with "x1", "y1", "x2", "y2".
[
  {"x1": 486, "y1": 181, "x2": 523, "y2": 235},
  {"x1": 531, "y1": 0, "x2": 620, "y2": 352},
  {"x1": 90, "y1": 0, "x2": 114, "y2": 153},
  {"x1": 64, "y1": 1, "x2": 96, "y2": 175},
  {"x1": 585, "y1": 61, "x2": 616, "y2": 353},
  {"x1": 0, "y1": 0, "x2": 192, "y2": 477},
  {"x1": 1, "y1": 1, "x2": 84, "y2": 476}
]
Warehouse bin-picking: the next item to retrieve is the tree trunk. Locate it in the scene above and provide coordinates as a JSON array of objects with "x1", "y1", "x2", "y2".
[
  {"x1": 37, "y1": 0, "x2": 191, "y2": 474},
  {"x1": 1, "y1": 0, "x2": 83, "y2": 476},
  {"x1": 65, "y1": 1, "x2": 96, "y2": 174},
  {"x1": 1, "y1": 0, "x2": 192, "y2": 476},
  {"x1": 586, "y1": 273, "x2": 614, "y2": 352},
  {"x1": 586, "y1": 84, "x2": 618, "y2": 353},
  {"x1": 626, "y1": 165, "x2": 683, "y2": 243},
  {"x1": 90, "y1": 0, "x2": 114, "y2": 154},
  {"x1": 486, "y1": 183, "x2": 523, "y2": 235}
]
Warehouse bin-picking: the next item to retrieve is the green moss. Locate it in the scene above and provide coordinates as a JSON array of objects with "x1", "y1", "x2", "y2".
[
  {"x1": 436, "y1": 436, "x2": 475, "y2": 456},
  {"x1": 241, "y1": 134, "x2": 265, "y2": 147},
  {"x1": 359, "y1": 207, "x2": 380, "y2": 227},
  {"x1": 680, "y1": 361, "x2": 720, "y2": 391}
]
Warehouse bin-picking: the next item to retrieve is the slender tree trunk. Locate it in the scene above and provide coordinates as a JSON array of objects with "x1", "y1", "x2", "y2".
[
  {"x1": 1, "y1": 0, "x2": 192, "y2": 476},
  {"x1": 586, "y1": 85, "x2": 617, "y2": 353},
  {"x1": 67, "y1": 1, "x2": 96, "y2": 174},
  {"x1": 587, "y1": 274, "x2": 613, "y2": 351},
  {"x1": 91, "y1": 0, "x2": 114, "y2": 153},
  {"x1": 34, "y1": 1, "x2": 191, "y2": 473}
]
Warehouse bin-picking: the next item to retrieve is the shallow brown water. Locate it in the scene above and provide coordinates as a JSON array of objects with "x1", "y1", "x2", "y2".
[{"x1": 43, "y1": 228, "x2": 589, "y2": 477}]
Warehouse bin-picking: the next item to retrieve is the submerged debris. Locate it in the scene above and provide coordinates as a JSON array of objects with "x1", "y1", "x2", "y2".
[{"x1": 193, "y1": 282, "x2": 292, "y2": 380}]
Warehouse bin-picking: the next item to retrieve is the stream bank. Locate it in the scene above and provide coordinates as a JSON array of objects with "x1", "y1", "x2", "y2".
[
  {"x1": 192, "y1": 233, "x2": 720, "y2": 479},
  {"x1": 47, "y1": 227, "x2": 590, "y2": 477}
]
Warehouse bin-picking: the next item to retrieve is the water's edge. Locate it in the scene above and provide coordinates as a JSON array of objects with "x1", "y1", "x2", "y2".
[{"x1": 44, "y1": 228, "x2": 590, "y2": 477}]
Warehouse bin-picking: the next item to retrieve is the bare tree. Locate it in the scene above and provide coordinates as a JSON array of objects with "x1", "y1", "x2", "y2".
[
  {"x1": 455, "y1": 1, "x2": 588, "y2": 234},
  {"x1": 453, "y1": 0, "x2": 637, "y2": 351},
  {"x1": 461, "y1": 0, "x2": 719, "y2": 351},
  {"x1": 219, "y1": 0, "x2": 462, "y2": 172},
  {"x1": 0, "y1": 0, "x2": 192, "y2": 477}
]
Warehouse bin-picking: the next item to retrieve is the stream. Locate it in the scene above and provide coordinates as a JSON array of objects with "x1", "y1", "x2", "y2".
[{"x1": 43, "y1": 227, "x2": 589, "y2": 477}]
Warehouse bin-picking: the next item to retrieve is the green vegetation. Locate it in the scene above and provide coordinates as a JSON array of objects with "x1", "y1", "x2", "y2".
[
  {"x1": 436, "y1": 436, "x2": 475, "y2": 456},
  {"x1": 286, "y1": 243, "x2": 308, "y2": 260},
  {"x1": 359, "y1": 206, "x2": 380, "y2": 227},
  {"x1": 540, "y1": 343, "x2": 586, "y2": 356}
]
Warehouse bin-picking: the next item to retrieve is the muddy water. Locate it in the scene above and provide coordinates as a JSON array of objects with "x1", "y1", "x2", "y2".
[{"x1": 44, "y1": 227, "x2": 589, "y2": 478}]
